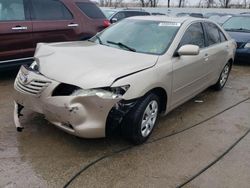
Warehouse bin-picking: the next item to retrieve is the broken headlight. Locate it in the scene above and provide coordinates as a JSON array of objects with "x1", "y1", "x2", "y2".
[
  {"x1": 29, "y1": 61, "x2": 40, "y2": 72},
  {"x1": 71, "y1": 85, "x2": 130, "y2": 99}
]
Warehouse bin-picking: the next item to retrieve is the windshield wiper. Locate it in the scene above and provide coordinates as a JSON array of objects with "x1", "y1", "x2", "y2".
[
  {"x1": 107, "y1": 41, "x2": 136, "y2": 52},
  {"x1": 96, "y1": 35, "x2": 103, "y2": 44},
  {"x1": 88, "y1": 35, "x2": 103, "y2": 44}
]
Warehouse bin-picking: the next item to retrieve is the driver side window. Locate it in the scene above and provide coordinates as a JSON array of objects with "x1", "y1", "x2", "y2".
[{"x1": 179, "y1": 22, "x2": 205, "y2": 48}]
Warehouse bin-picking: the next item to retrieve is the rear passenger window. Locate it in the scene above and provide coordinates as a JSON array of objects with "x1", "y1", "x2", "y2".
[
  {"x1": 179, "y1": 22, "x2": 205, "y2": 48},
  {"x1": 0, "y1": 0, "x2": 25, "y2": 21},
  {"x1": 31, "y1": 0, "x2": 72, "y2": 20},
  {"x1": 76, "y1": 2, "x2": 105, "y2": 19},
  {"x1": 204, "y1": 22, "x2": 221, "y2": 45}
]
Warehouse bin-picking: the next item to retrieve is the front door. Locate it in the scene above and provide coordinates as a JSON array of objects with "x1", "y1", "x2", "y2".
[{"x1": 171, "y1": 22, "x2": 209, "y2": 108}]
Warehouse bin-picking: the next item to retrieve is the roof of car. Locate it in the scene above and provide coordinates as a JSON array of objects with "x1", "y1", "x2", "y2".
[
  {"x1": 102, "y1": 8, "x2": 147, "y2": 13},
  {"x1": 128, "y1": 16, "x2": 203, "y2": 23}
]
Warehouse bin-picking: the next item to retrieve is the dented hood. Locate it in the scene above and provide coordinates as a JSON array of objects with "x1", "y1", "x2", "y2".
[{"x1": 35, "y1": 41, "x2": 158, "y2": 89}]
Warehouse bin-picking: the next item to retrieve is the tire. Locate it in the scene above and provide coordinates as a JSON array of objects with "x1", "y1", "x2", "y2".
[
  {"x1": 213, "y1": 62, "x2": 231, "y2": 91},
  {"x1": 121, "y1": 93, "x2": 160, "y2": 145}
]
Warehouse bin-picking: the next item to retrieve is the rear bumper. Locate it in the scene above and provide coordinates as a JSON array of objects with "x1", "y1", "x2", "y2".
[{"x1": 13, "y1": 66, "x2": 121, "y2": 138}]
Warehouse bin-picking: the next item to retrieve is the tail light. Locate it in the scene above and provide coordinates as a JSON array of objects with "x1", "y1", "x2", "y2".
[{"x1": 103, "y1": 19, "x2": 111, "y2": 28}]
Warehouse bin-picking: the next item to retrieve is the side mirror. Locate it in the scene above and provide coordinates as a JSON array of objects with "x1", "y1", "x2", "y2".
[
  {"x1": 111, "y1": 18, "x2": 118, "y2": 23},
  {"x1": 178, "y1": 45, "x2": 200, "y2": 56}
]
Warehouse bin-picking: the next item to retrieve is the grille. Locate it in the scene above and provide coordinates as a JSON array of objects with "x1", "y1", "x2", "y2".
[{"x1": 15, "y1": 75, "x2": 51, "y2": 96}]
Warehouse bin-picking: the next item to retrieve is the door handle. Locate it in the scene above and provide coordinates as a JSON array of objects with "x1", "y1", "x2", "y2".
[
  {"x1": 12, "y1": 26, "x2": 28, "y2": 30},
  {"x1": 67, "y1": 23, "x2": 79, "y2": 27},
  {"x1": 204, "y1": 53, "x2": 209, "y2": 62}
]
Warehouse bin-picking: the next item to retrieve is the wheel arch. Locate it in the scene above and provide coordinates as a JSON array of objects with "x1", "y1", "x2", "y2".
[
  {"x1": 144, "y1": 87, "x2": 168, "y2": 113},
  {"x1": 228, "y1": 58, "x2": 233, "y2": 71}
]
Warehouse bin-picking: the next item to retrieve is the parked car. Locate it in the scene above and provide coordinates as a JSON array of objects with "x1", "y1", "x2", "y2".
[
  {"x1": 204, "y1": 12, "x2": 234, "y2": 18},
  {"x1": 14, "y1": 16, "x2": 236, "y2": 144},
  {"x1": 151, "y1": 12, "x2": 166, "y2": 16},
  {"x1": 176, "y1": 12, "x2": 203, "y2": 18},
  {"x1": 0, "y1": 0, "x2": 110, "y2": 69},
  {"x1": 101, "y1": 8, "x2": 150, "y2": 23},
  {"x1": 223, "y1": 15, "x2": 250, "y2": 63},
  {"x1": 240, "y1": 12, "x2": 250, "y2": 15}
]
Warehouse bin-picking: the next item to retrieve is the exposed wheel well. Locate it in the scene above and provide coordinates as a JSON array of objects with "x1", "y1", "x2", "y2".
[{"x1": 145, "y1": 87, "x2": 167, "y2": 113}]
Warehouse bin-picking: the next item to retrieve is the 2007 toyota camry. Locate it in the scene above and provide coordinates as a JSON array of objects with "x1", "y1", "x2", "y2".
[{"x1": 14, "y1": 16, "x2": 236, "y2": 144}]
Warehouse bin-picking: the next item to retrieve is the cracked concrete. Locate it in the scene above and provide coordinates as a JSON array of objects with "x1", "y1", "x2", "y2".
[{"x1": 0, "y1": 65, "x2": 250, "y2": 188}]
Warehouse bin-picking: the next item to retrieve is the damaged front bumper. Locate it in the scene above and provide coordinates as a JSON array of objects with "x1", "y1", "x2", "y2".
[{"x1": 13, "y1": 66, "x2": 122, "y2": 138}]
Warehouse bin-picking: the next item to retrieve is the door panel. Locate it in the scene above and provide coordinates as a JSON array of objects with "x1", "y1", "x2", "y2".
[
  {"x1": 30, "y1": 0, "x2": 80, "y2": 45},
  {"x1": 203, "y1": 22, "x2": 229, "y2": 82},
  {"x1": 172, "y1": 50, "x2": 209, "y2": 107},
  {"x1": 0, "y1": 0, "x2": 33, "y2": 62}
]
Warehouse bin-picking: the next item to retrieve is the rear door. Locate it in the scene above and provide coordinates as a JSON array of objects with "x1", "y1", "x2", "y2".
[
  {"x1": 171, "y1": 22, "x2": 209, "y2": 107},
  {"x1": 30, "y1": 0, "x2": 80, "y2": 45},
  {"x1": 0, "y1": 0, "x2": 33, "y2": 62},
  {"x1": 203, "y1": 22, "x2": 229, "y2": 80}
]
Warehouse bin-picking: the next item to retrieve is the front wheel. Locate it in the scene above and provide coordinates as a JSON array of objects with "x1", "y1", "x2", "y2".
[
  {"x1": 213, "y1": 62, "x2": 231, "y2": 90},
  {"x1": 121, "y1": 93, "x2": 160, "y2": 145}
]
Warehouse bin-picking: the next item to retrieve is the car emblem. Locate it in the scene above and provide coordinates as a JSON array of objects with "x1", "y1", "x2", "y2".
[{"x1": 19, "y1": 73, "x2": 29, "y2": 84}]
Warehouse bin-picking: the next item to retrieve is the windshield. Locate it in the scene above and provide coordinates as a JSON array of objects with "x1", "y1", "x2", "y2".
[
  {"x1": 102, "y1": 9, "x2": 116, "y2": 18},
  {"x1": 91, "y1": 19, "x2": 180, "y2": 55},
  {"x1": 223, "y1": 16, "x2": 250, "y2": 31}
]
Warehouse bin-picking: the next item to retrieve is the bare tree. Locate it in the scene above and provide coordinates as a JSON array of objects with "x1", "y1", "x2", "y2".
[
  {"x1": 178, "y1": 0, "x2": 182, "y2": 7},
  {"x1": 168, "y1": 0, "x2": 170, "y2": 8},
  {"x1": 114, "y1": 0, "x2": 124, "y2": 7},
  {"x1": 219, "y1": 0, "x2": 231, "y2": 8},
  {"x1": 138, "y1": 0, "x2": 159, "y2": 7},
  {"x1": 207, "y1": 0, "x2": 213, "y2": 7}
]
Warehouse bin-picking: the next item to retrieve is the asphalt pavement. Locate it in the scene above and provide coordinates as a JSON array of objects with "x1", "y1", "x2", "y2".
[{"x1": 0, "y1": 65, "x2": 250, "y2": 188}]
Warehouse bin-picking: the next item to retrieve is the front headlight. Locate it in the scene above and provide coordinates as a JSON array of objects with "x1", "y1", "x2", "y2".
[
  {"x1": 71, "y1": 85, "x2": 130, "y2": 99},
  {"x1": 244, "y1": 43, "x2": 250, "y2": 48},
  {"x1": 29, "y1": 61, "x2": 40, "y2": 72}
]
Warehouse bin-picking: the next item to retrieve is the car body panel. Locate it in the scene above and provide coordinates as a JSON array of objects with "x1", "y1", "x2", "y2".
[
  {"x1": 0, "y1": 21, "x2": 34, "y2": 62},
  {"x1": 226, "y1": 31, "x2": 250, "y2": 63},
  {"x1": 223, "y1": 16, "x2": 250, "y2": 63},
  {"x1": 14, "y1": 66, "x2": 120, "y2": 138},
  {"x1": 35, "y1": 41, "x2": 158, "y2": 89}
]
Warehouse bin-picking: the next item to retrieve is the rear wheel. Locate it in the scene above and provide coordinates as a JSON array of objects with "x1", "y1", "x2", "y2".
[
  {"x1": 122, "y1": 93, "x2": 160, "y2": 145},
  {"x1": 213, "y1": 62, "x2": 231, "y2": 90}
]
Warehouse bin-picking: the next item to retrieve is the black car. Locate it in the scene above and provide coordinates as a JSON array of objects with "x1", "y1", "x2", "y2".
[
  {"x1": 101, "y1": 8, "x2": 150, "y2": 23},
  {"x1": 223, "y1": 15, "x2": 250, "y2": 63}
]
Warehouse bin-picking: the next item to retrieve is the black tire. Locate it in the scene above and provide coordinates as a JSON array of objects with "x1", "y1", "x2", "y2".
[
  {"x1": 213, "y1": 62, "x2": 231, "y2": 91},
  {"x1": 121, "y1": 93, "x2": 160, "y2": 145}
]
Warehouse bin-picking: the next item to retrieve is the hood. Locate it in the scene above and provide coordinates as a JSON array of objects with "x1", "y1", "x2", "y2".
[
  {"x1": 226, "y1": 31, "x2": 250, "y2": 43},
  {"x1": 35, "y1": 41, "x2": 158, "y2": 89}
]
